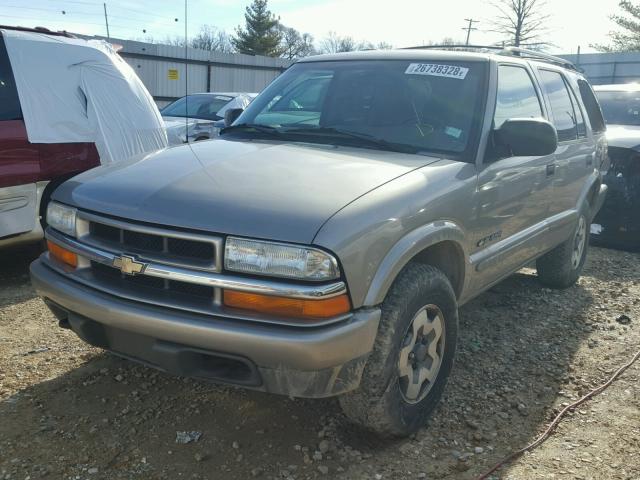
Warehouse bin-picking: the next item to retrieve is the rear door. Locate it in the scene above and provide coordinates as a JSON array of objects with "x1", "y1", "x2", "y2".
[
  {"x1": 535, "y1": 69, "x2": 594, "y2": 222},
  {"x1": 0, "y1": 35, "x2": 41, "y2": 238}
]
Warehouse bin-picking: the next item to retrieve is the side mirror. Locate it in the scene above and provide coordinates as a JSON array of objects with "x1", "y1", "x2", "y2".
[
  {"x1": 224, "y1": 108, "x2": 244, "y2": 127},
  {"x1": 495, "y1": 118, "x2": 558, "y2": 157}
]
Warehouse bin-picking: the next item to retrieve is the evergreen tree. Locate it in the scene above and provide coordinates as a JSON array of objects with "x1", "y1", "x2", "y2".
[
  {"x1": 232, "y1": 0, "x2": 283, "y2": 56},
  {"x1": 594, "y1": 1, "x2": 640, "y2": 52}
]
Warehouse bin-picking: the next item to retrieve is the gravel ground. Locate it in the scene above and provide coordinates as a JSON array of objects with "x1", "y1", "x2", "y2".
[{"x1": 1, "y1": 244, "x2": 638, "y2": 480}]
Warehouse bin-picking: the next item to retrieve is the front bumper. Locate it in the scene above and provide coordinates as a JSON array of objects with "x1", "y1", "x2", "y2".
[{"x1": 30, "y1": 259, "x2": 380, "y2": 398}]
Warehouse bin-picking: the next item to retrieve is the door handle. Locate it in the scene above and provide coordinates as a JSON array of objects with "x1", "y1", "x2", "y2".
[
  {"x1": 586, "y1": 153, "x2": 594, "y2": 167},
  {"x1": 546, "y1": 163, "x2": 556, "y2": 176}
]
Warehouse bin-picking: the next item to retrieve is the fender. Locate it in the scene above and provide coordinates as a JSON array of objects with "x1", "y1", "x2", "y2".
[
  {"x1": 577, "y1": 169, "x2": 606, "y2": 219},
  {"x1": 363, "y1": 220, "x2": 467, "y2": 307}
]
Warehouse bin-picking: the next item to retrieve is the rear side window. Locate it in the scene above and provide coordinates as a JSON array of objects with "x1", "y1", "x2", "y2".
[
  {"x1": 539, "y1": 69, "x2": 578, "y2": 142},
  {"x1": 493, "y1": 65, "x2": 542, "y2": 129},
  {"x1": 569, "y1": 88, "x2": 587, "y2": 138},
  {"x1": 578, "y1": 80, "x2": 606, "y2": 132},
  {"x1": 0, "y1": 36, "x2": 22, "y2": 121}
]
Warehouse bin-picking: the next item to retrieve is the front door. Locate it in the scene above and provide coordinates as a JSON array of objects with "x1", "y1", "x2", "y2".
[{"x1": 471, "y1": 63, "x2": 555, "y2": 288}]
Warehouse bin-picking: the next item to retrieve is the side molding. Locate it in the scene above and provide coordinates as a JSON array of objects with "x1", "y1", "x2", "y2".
[{"x1": 363, "y1": 221, "x2": 467, "y2": 306}]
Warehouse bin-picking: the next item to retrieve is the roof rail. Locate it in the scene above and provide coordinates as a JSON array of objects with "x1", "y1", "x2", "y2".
[
  {"x1": 403, "y1": 44, "x2": 578, "y2": 71},
  {"x1": 499, "y1": 47, "x2": 577, "y2": 70},
  {"x1": 403, "y1": 44, "x2": 504, "y2": 52}
]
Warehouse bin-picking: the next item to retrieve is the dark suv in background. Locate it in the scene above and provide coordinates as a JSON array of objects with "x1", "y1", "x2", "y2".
[{"x1": 591, "y1": 83, "x2": 640, "y2": 249}]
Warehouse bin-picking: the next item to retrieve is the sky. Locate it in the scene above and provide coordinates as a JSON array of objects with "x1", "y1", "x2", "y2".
[{"x1": 0, "y1": 0, "x2": 625, "y2": 54}]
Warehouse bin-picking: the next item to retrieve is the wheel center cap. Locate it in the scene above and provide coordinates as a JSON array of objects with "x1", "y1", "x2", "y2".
[{"x1": 414, "y1": 343, "x2": 428, "y2": 362}]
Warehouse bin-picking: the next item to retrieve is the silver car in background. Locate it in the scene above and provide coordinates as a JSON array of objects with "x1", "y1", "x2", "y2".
[{"x1": 162, "y1": 92, "x2": 257, "y2": 144}]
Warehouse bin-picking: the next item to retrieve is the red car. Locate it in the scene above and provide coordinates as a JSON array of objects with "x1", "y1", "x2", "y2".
[{"x1": 0, "y1": 26, "x2": 99, "y2": 248}]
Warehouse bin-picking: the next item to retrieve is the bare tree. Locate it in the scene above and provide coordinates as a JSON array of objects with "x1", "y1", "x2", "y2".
[
  {"x1": 426, "y1": 37, "x2": 458, "y2": 46},
  {"x1": 163, "y1": 35, "x2": 187, "y2": 48},
  {"x1": 490, "y1": 0, "x2": 549, "y2": 47},
  {"x1": 375, "y1": 41, "x2": 394, "y2": 49},
  {"x1": 319, "y1": 31, "x2": 358, "y2": 53},
  {"x1": 191, "y1": 25, "x2": 234, "y2": 53},
  {"x1": 319, "y1": 32, "x2": 391, "y2": 53},
  {"x1": 279, "y1": 26, "x2": 315, "y2": 59}
]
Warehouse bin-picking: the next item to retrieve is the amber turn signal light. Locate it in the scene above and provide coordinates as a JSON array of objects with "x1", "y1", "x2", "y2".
[
  {"x1": 223, "y1": 290, "x2": 350, "y2": 320},
  {"x1": 47, "y1": 240, "x2": 78, "y2": 268}
]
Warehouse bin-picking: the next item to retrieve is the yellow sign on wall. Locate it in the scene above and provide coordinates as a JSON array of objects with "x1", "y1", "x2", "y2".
[{"x1": 168, "y1": 69, "x2": 179, "y2": 80}]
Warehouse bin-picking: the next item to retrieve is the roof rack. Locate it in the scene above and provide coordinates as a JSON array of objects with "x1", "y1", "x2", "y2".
[
  {"x1": 404, "y1": 44, "x2": 504, "y2": 51},
  {"x1": 0, "y1": 25, "x2": 75, "y2": 38},
  {"x1": 403, "y1": 44, "x2": 577, "y2": 71},
  {"x1": 500, "y1": 46, "x2": 577, "y2": 71}
]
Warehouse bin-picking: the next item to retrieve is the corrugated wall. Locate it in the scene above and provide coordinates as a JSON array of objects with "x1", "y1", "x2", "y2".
[
  {"x1": 560, "y1": 52, "x2": 640, "y2": 85},
  {"x1": 90, "y1": 37, "x2": 292, "y2": 106}
]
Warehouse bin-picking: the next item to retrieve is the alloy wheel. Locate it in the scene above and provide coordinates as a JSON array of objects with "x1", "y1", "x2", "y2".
[{"x1": 398, "y1": 304, "x2": 446, "y2": 404}]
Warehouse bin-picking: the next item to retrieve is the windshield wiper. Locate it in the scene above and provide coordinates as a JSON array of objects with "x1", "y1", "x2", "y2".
[
  {"x1": 220, "y1": 123, "x2": 282, "y2": 136},
  {"x1": 280, "y1": 126, "x2": 419, "y2": 153}
]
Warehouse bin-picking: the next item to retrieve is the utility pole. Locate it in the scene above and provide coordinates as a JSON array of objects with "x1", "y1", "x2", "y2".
[
  {"x1": 103, "y1": 3, "x2": 110, "y2": 40},
  {"x1": 462, "y1": 18, "x2": 478, "y2": 45}
]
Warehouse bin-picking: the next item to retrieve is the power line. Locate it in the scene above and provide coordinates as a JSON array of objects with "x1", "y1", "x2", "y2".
[
  {"x1": 462, "y1": 18, "x2": 479, "y2": 46},
  {"x1": 2, "y1": 4, "x2": 181, "y2": 27},
  {"x1": 0, "y1": 12, "x2": 177, "y2": 37},
  {"x1": 57, "y1": 0, "x2": 183, "y2": 21}
]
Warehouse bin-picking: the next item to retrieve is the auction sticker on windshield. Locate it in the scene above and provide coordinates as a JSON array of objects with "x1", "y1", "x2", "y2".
[{"x1": 405, "y1": 63, "x2": 469, "y2": 79}]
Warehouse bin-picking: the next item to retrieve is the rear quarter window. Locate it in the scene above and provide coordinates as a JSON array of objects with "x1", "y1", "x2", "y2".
[
  {"x1": 0, "y1": 36, "x2": 22, "y2": 121},
  {"x1": 578, "y1": 80, "x2": 606, "y2": 133}
]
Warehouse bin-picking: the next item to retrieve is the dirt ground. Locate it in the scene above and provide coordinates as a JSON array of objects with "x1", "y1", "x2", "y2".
[{"x1": 1, "y1": 244, "x2": 639, "y2": 480}]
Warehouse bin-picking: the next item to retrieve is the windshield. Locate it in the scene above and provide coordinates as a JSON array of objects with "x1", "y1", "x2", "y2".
[
  {"x1": 223, "y1": 60, "x2": 486, "y2": 156},
  {"x1": 596, "y1": 90, "x2": 640, "y2": 126},
  {"x1": 161, "y1": 94, "x2": 235, "y2": 121}
]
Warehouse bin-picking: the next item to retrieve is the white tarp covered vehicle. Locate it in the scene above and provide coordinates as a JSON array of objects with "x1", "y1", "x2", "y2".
[{"x1": 1, "y1": 29, "x2": 167, "y2": 164}]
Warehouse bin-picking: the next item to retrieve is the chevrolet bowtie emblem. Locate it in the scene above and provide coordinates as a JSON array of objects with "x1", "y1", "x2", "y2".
[{"x1": 112, "y1": 255, "x2": 147, "y2": 275}]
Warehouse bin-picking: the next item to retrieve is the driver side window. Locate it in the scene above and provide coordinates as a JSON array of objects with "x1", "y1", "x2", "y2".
[
  {"x1": 487, "y1": 65, "x2": 543, "y2": 161},
  {"x1": 494, "y1": 65, "x2": 543, "y2": 128}
]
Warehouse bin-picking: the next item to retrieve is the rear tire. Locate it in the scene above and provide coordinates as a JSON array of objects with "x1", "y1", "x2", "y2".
[
  {"x1": 536, "y1": 203, "x2": 590, "y2": 289},
  {"x1": 339, "y1": 263, "x2": 458, "y2": 436}
]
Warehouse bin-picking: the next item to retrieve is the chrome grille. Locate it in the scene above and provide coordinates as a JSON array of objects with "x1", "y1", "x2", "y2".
[
  {"x1": 91, "y1": 261, "x2": 215, "y2": 302},
  {"x1": 77, "y1": 211, "x2": 222, "y2": 272}
]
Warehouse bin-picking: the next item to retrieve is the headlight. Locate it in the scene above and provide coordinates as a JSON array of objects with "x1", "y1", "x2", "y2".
[
  {"x1": 225, "y1": 237, "x2": 340, "y2": 281},
  {"x1": 46, "y1": 202, "x2": 77, "y2": 237}
]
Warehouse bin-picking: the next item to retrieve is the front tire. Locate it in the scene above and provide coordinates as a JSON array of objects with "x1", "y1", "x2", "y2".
[
  {"x1": 536, "y1": 204, "x2": 590, "y2": 289},
  {"x1": 339, "y1": 263, "x2": 458, "y2": 436}
]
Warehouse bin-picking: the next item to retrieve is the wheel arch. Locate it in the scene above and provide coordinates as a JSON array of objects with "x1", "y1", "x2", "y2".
[
  {"x1": 362, "y1": 221, "x2": 467, "y2": 306},
  {"x1": 38, "y1": 172, "x2": 81, "y2": 225},
  {"x1": 578, "y1": 170, "x2": 603, "y2": 220}
]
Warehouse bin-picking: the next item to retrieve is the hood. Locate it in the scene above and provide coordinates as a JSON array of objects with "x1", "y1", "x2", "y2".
[
  {"x1": 53, "y1": 139, "x2": 439, "y2": 244},
  {"x1": 605, "y1": 125, "x2": 640, "y2": 149}
]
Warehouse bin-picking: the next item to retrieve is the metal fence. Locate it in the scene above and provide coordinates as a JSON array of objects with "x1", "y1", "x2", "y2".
[
  {"x1": 103, "y1": 38, "x2": 292, "y2": 107},
  {"x1": 101, "y1": 38, "x2": 640, "y2": 102},
  {"x1": 560, "y1": 51, "x2": 640, "y2": 86}
]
